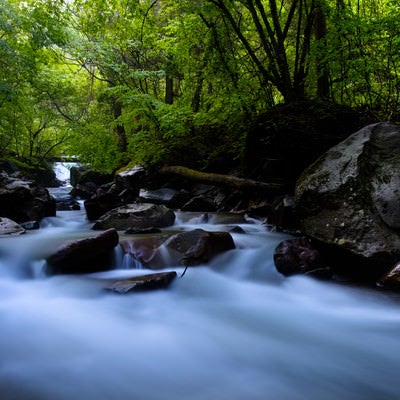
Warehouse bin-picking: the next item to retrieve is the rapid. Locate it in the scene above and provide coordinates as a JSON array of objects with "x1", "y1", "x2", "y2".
[{"x1": 0, "y1": 163, "x2": 399, "y2": 400}]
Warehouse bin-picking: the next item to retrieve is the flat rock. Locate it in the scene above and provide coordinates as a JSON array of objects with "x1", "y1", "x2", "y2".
[
  {"x1": 0, "y1": 217, "x2": 25, "y2": 235},
  {"x1": 45, "y1": 228, "x2": 119, "y2": 275},
  {"x1": 105, "y1": 271, "x2": 177, "y2": 294},
  {"x1": 92, "y1": 203, "x2": 175, "y2": 230}
]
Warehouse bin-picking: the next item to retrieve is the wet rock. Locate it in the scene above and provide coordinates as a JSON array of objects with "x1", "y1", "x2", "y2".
[
  {"x1": 45, "y1": 228, "x2": 119, "y2": 275},
  {"x1": 70, "y1": 182, "x2": 98, "y2": 200},
  {"x1": 208, "y1": 213, "x2": 247, "y2": 225},
  {"x1": 274, "y1": 237, "x2": 330, "y2": 277},
  {"x1": 92, "y1": 203, "x2": 175, "y2": 231},
  {"x1": 20, "y1": 220, "x2": 40, "y2": 230},
  {"x1": 105, "y1": 271, "x2": 177, "y2": 294},
  {"x1": 181, "y1": 195, "x2": 217, "y2": 212},
  {"x1": 0, "y1": 217, "x2": 25, "y2": 235},
  {"x1": 55, "y1": 194, "x2": 81, "y2": 211},
  {"x1": 84, "y1": 193, "x2": 122, "y2": 221},
  {"x1": 124, "y1": 227, "x2": 162, "y2": 235},
  {"x1": 120, "y1": 228, "x2": 235, "y2": 269},
  {"x1": 377, "y1": 263, "x2": 400, "y2": 290},
  {"x1": 295, "y1": 122, "x2": 400, "y2": 280},
  {"x1": 229, "y1": 226, "x2": 246, "y2": 234},
  {"x1": 267, "y1": 195, "x2": 296, "y2": 232},
  {"x1": 0, "y1": 175, "x2": 55, "y2": 223},
  {"x1": 114, "y1": 165, "x2": 145, "y2": 194},
  {"x1": 139, "y1": 188, "x2": 190, "y2": 209}
]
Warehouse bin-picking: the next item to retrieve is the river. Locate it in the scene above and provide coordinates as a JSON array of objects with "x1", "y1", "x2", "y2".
[{"x1": 0, "y1": 164, "x2": 399, "y2": 400}]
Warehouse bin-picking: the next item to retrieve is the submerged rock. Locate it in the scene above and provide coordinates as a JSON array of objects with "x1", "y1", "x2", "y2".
[
  {"x1": 105, "y1": 271, "x2": 177, "y2": 294},
  {"x1": 45, "y1": 228, "x2": 119, "y2": 275},
  {"x1": 92, "y1": 203, "x2": 175, "y2": 231},
  {"x1": 295, "y1": 123, "x2": 400, "y2": 280}
]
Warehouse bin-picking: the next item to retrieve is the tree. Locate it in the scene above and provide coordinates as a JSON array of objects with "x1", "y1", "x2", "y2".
[{"x1": 198, "y1": 0, "x2": 319, "y2": 103}]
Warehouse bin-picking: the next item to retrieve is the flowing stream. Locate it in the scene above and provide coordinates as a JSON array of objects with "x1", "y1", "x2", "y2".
[{"x1": 1, "y1": 165, "x2": 400, "y2": 400}]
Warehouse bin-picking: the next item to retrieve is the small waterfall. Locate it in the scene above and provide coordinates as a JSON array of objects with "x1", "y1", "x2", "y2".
[{"x1": 52, "y1": 161, "x2": 78, "y2": 187}]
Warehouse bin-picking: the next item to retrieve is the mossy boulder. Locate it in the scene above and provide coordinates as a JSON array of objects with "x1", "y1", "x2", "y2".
[{"x1": 295, "y1": 122, "x2": 400, "y2": 280}]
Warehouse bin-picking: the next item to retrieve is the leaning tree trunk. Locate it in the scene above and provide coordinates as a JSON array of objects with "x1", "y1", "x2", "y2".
[{"x1": 159, "y1": 165, "x2": 287, "y2": 194}]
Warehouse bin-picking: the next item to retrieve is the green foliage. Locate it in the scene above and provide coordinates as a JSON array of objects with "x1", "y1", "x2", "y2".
[{"x1": 0, "y1": 0, "x2": 399, "y2": 174}]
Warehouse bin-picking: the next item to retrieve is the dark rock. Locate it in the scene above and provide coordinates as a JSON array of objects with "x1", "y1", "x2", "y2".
[
  {"x1": 55, "y1": 194, "x2": 81, "y2": 211},
  {"x1": 124, "y1": 227, "x2": 162, "y2": 234},
  {"x1": 295, "y1": 122, "x2": 400, "y2": 280},
  {"x1": 114, "y1": 165, "x2": 145, "y2": 193},
  {"x1": 105, "y1": 271, "x2": 177, "y2": 294},
  {"x1": 304, "y1": 267, "x2": 333, "y2": 280},
  {"x1": 120, "y1": 228, "x2": 235, "y2": 269},
  {"x1": 0, "y1": 176, "x2": 56, "y2": 223},
  {"x1": 246, "y1": 201, "x2": 272, "y2": 218},
  {"x1": 20, "y1": 220, "x2": 40, "y2": 230},
  {"x1": 274, "y1": 237, "x2": 330, "y2": 277},
  {"x1": 377, "y1": 263, "x2": 400, "y2": 290},
  {"x1": 45, "y1": 228, "x2": 119, "y2": 275},
  {"x1": 164, "y1": 229, "x2": 235, "y2": 266},
  {"x1": 208, "y1": 213, "x2": 247, "y2": 225},
  {"x1": 70, "y1": 182, "x2": 99, "y2": 200},
  {"x1": 181, "y1": 195, "x2": 217, "y2": 212},
  {"x1": 139, "y1": 188, "x2": 190, "y2": 209},
  {"x1": 0, "y1": 160, "x2": 18, "y2": 175},
  {"x1": 267, "y1": 195, "x2": 296, "y2": 232},
  {"x1": 92, "y1": 203, "x2": 175, "y2": 231},
  {"x1": 84, "y1": 193, "x2": 122, "y2": 221},
  {"x1": 229, "y1": 226, "x2": 246, "y2": 234}
]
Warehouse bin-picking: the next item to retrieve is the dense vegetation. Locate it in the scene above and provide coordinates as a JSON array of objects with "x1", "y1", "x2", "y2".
[{"x1": 0, "y1": 0, "x2": 398, "y2": 173}]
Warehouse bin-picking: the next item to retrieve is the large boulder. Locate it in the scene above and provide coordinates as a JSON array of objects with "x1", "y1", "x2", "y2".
[
  {"x1": 274, "y1": 237, "x2": 332, "y2": 279},
  {"x1": 84, "y1": 192, "x2": 123, "y2": 221},
  {"x1": 120, "y1": 228, "x2": 235, "y2": 269},
  {"x1": 45, "y1": 228, "x2": 119, "y2": 275},
  {"x1": 114, "y1": 165, "x2": 146, "y2": 194},
  {"x1": 92, "y1": 203, "x2": 175, "y2": 230},
  {"x1": 0, "y1": 174, "x2": 56, "y2": 223},
  {"x1": 295, "y1": 122, "x2": 400, "y2": 279}
]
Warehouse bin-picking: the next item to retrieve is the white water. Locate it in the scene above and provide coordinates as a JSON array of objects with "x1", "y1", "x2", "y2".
[
  {"x1": 1, "y1": 201, "x2": 400, "y2": 399},
  {"x1": 53, "y1": 162, "x2": 79, "y2": 187}
]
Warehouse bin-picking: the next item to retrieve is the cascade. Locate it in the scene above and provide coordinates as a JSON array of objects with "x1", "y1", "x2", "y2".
[{"x1": 0, "y1": 170, "x2": 399, "y2": 400}]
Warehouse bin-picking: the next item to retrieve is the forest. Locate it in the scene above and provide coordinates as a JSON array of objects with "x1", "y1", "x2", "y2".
[{"x1": 1, "y1": 0, "x2": 399, "y2": 175}]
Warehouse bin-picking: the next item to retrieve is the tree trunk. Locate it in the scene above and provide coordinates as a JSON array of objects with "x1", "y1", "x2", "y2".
[
  {"x1": 165, "y1": 75, "x2": 174, "y2": 105},
  {"x1": 314, "y1": 0, "x2": 330, "y2": 99},
  {"x1": 159, "y1": 165, "x2": 287, "y2": 194},
  {"x1": 111, "y1": 99, "x2": 127, "y2": 153}
]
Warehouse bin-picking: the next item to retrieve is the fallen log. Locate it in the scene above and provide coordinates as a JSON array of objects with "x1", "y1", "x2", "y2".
[{"x1": 159, "y1": 165, "x2": 287, "y2": 194}]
